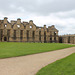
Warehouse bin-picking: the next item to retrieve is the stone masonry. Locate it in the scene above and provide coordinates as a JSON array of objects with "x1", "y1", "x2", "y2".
[
  {"x1": 0, "y1": 17, "x2": 59, "y2": 43},
  {"x1": 59, "y1": 34, "x2": 75, "y2": 44}
]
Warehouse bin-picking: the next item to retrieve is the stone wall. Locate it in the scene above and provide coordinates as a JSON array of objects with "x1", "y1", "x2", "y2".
[
  {"x1": 59, "y1": 34, "x2": 75, "y2": 44},
  {"x1": 0, "y1": 17, "x2": 59, "y2": 43}
]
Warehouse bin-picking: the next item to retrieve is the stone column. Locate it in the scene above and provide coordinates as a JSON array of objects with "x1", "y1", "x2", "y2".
[
  {"x1": 41, "y1": 29, "x2": 44, "y2": 43},
  {"x1": 73, "y1": 37, "x2": 75, "y2": 44},
  {"x1": 24, "y1": 30, "x2": 27, "y2": 42},
  {"x1": 16, "y1": 29, "x2": 20, "y2": 42},
  {"x1": 46, "y1": 32, "x2": 50, "y2": 43},
  {"x1": 29, "y1": 30, "x2": 33, "y2": 42},
  {"x1": 52, "y1": 37, "x2": 54, "y2": 42},
  {"x1": 35, "y1": 29, "x2": 39, "y2": 42},
  {"x1": 56, "y1": 36, "x2": 59, "y2": 43}
]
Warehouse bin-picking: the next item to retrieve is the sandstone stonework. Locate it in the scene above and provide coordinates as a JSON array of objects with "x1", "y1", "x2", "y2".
[
  {"x1": 59, "y1": 34, "x2": 75, "y2": 44},
  {"x1": 0, "y1": 17, "x2": 59, "y2": 43}
]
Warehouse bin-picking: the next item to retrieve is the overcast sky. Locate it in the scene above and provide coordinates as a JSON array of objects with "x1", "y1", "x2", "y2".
[{"x1": 0, "y1": 0, "x2": 75, "y2": 35}]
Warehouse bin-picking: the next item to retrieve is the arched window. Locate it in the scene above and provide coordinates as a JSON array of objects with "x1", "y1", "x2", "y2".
[
  {"x1": 17, "y1": 25, "x2": 20, "y2": 28},
  {"x1": 54, "y1": 32, "x2": 56, "y2": 35},
  {"x1": 30, "y1": 26, "x2": 32, "y2": 28},
  {"x1": 4, "y1": 24, "x2": 7, "y2": 27}
]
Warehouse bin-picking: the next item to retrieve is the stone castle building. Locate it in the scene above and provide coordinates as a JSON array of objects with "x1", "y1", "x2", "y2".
[
  {"x1": 0, "y1": 17, "x2": 59, "y2": 43},
  {"x1": 59, "y1": 34, "x2": 75, "y2": 44}
]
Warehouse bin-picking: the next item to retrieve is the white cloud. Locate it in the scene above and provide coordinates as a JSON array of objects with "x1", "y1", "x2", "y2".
[{"x1": 0, "y1": 0, "x2": 75, "y2": 35}]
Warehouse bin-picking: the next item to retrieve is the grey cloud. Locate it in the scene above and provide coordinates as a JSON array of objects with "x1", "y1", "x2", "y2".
[
  {"x1": 0, "y1": 0, "x2": 75, "y2": 15},
  {"x1": 53, "y1": 10, "x2": 75, "y2": 18}
]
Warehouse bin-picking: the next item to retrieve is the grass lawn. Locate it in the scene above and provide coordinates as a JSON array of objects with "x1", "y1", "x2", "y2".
[
  {"x1": 0, "y1": 42, "x2": 75, "y2": 58},
  {"x1": 36, "y1": 53, "x2": 75, "y2": 75}
]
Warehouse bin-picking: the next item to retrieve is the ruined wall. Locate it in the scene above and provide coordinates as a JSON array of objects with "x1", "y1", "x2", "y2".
[
  {"x1": 59, "y1": 35, "x2": 75, "y2": 44},
  {"x1": 0, "y1": 17, "x2": 59, "y2": 43}
]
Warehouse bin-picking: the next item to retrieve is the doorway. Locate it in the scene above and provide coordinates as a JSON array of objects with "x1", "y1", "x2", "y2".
[{"x1": 4, "y1": 37, "x2": 7, "y2": 41}]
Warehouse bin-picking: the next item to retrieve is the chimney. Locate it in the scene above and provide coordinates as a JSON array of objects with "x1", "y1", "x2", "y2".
[
  {"x1": 17, "y1": 18, "x2": 21, "y2": 24},
  {"x1": 4, "y1": 17, "x2": 8, "y2": 24},
  {"x1": 44, "y1": 25, "x2": 46, "y2": 28},
  {"x1": 52, "y1": 25, "x2": 55, "y2": 28},
  {"x1": 29, "y1": 20, "x2": 33, "y2": 24}
]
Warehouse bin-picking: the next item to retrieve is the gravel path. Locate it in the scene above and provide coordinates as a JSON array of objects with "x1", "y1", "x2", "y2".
[{"x1": 0, "y1": 47, "x2": 75, "y2": 75}]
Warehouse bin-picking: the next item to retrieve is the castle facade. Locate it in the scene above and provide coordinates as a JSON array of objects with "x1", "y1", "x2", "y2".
[
  {"x1": 59, "y1": 34, "x2": 75, "y2": 44},
  {"x1": 0, "y1": 17, "x2": 59, "y2": 42}
]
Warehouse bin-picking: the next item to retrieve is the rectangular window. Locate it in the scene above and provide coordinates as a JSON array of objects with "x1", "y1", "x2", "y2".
[
  {"x1": 27, "y1": 30, "x2": 29, "y2": 41},
  {"x1": 44, "y1": 31, "x2": 46, "y2": 42},
  {"x1": 0, "y1": 29, "x2": 3, "y2": 41},
  {"x1": 14, "y1": 30, "x2": 16, "y2": 39},
  {"x1": 1, "y1": 29, "x2": 3, "y2": 37},
  {"x1": 54, "y1": 37, "x2": 56, "y2": 43},
  {"x1": 32, "y1": 31, "x2": 35, "y2": 40},
  {"x1": 7, "y1": 30, "x2": 10, "y2": 37},
  {"x1": 39, "y1": 31, "x2": 41, "y2": 42},
  {"x1": 20, "y1": 30, "x2": 23, "y2": 39}
]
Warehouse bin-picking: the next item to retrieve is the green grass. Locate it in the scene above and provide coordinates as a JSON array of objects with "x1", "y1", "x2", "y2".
[
  {"x1": 36, "y1": 53, "x2": 75, "y2": 75},
  {"x1": 0, "y1": 42, "x2": 75, "y2": 58}
]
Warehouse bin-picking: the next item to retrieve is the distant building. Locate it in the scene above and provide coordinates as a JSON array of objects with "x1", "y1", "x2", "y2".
[
  {"x1": 0, "y1": 17, "x2": 59, "y2": 42},
  {"x1": 59, "y1": 34, "x2": 75, "y2": 44}
]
